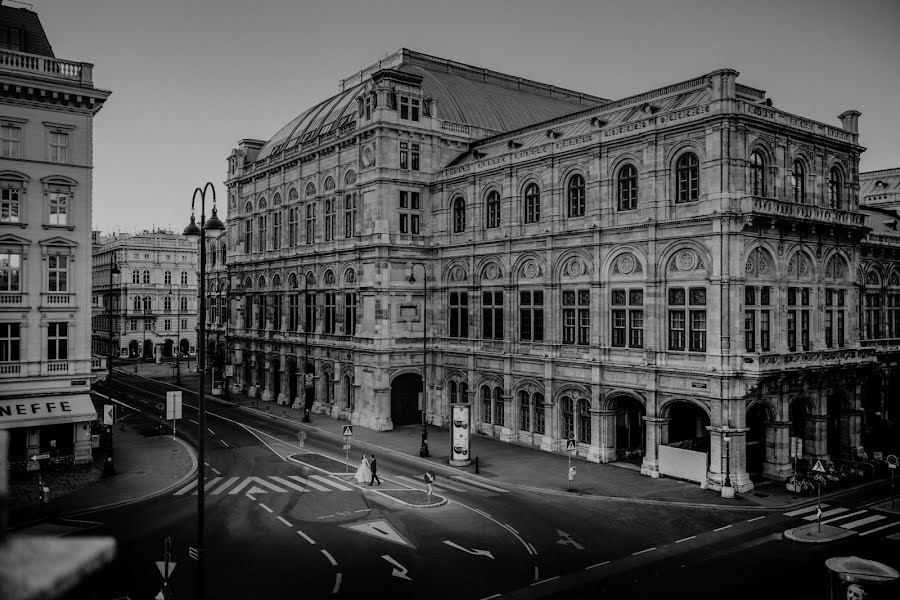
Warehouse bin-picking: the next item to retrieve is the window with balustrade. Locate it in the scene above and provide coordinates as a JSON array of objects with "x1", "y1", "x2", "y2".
[
  {"x1": 48, "y1": 256, "x2": 68, "y2": 292},
  {"x1": 47, "y1": 322, "x2": 68, "y2": 360},
  {"x1": 567, "y1": 174, "x2": 585, "y2": 218},
  {"x1": 791, "y1": 160, "x2": 806, "y2": 203},
  {"x1": 1, "y1": 186, "x2": 22, "y2": 223},
  {"x1": 668, "y1": 287, "x2": 706, "y2": 352},
  {"x1": 829, "y1": 167, "x2": 843, "y2": 209},
  {"x1": 744, "y1": 285, "x2": 772, "y2": 353},
  {"x1": 749, "y1": 151, "x2": 765, "y2": 196},
  {"x1": 825, "y1": 288, "x2": 846, "y2": 348},
  {"x1": 0, "y1": 323, "x2": 19, "y2": 362},
  {"x1": 0, "y1": 252, "x2": 21, "y2": 292},
  {"x1": 787, "y1": 287, "x2": 811, "y2": 351}
]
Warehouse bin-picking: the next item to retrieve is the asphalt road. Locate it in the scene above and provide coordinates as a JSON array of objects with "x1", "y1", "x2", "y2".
[{"x1": 76, "y1": 372, "x2": 898, "y2": 599}]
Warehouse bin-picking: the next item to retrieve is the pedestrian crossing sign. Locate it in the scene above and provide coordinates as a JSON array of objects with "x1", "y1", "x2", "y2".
[
  {"x1": 343, "y1": 425, "x2": 353, "y2": 436},
  {"x1": 566, "y1": 438, "x2": 576, "y2": 452},
  {"x1": 812, "y1": 459, "x2": 826, "y2": 473}
]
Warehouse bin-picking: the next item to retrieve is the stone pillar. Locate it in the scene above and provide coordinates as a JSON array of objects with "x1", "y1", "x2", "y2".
[
  {"x1": 806, "y1": 414, "x2": 829, "y2": 461},
  {"x1": 763, "y1": 420, "x2": 792, "y2": 481},
  {"x1": 73, "y1": 421, "x2": 92, "y2": 466},
  {"x1": 26, "y1": 427, "x2": 40, "y2": 472},
  {"x1": 364, "y1": 387, "x2": 392, "y2": 431},
  {"x1": 586, "y1": 408, "x2": 602, "y2": 463},
  {"x1": 500, "y1": 395, "x2": 513, "y2": 443},
  {"x1": 261, "y1": 361, "x2": 274, "y2": 403},
  {"x1": 641, "y1": 417, "x2": 668, "y2": 478},
  {"x1": 711, "y1": 427, "x2": 753, "y2": 493},
  {"x1": 845, "y1": 408, "x2": 864, "y2": 460},
  {"x1": 277, "y1": 362, "x2": 288, "y2": 405},
  {"x1": 540, "y1": 399, "x2": 555, "y2": 453},
  {"x1": 595, "y1": 409, "x2": 617, "y2": 463}
]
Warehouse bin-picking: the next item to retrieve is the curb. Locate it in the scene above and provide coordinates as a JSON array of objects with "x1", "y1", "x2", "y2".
[{"x1": 783, "y1": 523, "x2": 857, "y2": 543}]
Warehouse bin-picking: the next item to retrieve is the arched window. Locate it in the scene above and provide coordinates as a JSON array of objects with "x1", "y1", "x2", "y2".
[
  {"x1": 481, "y1": 385, "x2": 491, "y2": 423},
  {"x1": 675, "y1": 153, "x2": 699, "y2": 203},
  {"x1": 533, "y1": 392, "x2": 545, "y2": 435},
  {"x1": 791, "y1": 160, "x2": 806, "y2": 203},
  {"x1": 561, "y1": 396, "x2": 574, "y2": 439},
  {"x1": 518, "y1": 391, "x2": 530, "y2": 432},
  {"x1": 829, "y1": 167, "x2": 843, "y2": 209},
  {"x1": 453, "y1": 197, "x2": 466, "y2": 233},
  {"x1": 486, "y1": 190, "x2": 501, "y2": 229},
  {"x1": 180, "y1": 271, "x2": 188, "y2": 286},
  {"x1": 180, "y1": 296, "x2": 188, "y2": 312},
  {"x1": 459, "y1": 382, "x2": 468, "y2": 403},
  {"x1": 617, "y1": 164, "x2": 637, "y2": 211},
  {"x1": 142, "y1": 270, "x2": 150, "y2": 284},
  {"x1": 273, "y1": 192, "x2": 282, "y2": 206},
  {"x1": 164, "y1": 296, "x2": 172, "y2": 311},
  {"x1": 164, "y1": 270, "x2": 172, "y2": 285},
  {"x1": 524, "y1": 183, "x2": 540, "y2": 223},
  {"x1": 220, "y1": 243, "x2": 226, "y2": 265},
  {"x1": 245, "y1": 200, "x2": 253, "y2": 213},
  {"x1": 449, "y1": 380, "x2": 458, "y2": 404},
  {"x1": 131, "y1": 270, "x2": 139, "y2": 284},
  {"x1": 493, "y1": 387, "x2": 504, "y2": 427},
  {"x1": 567, "y1": 174, "x2": 585, "y2": 218},
  {"x1": 749, "y1": 151, "x2": 765, "y2": 197},
  {"x1": 578, "y1": 398, "x2": 591, "y2": 443},
  {"x1": 143, "y1": 296, "x2": 152, "y2": 311},
  {"x1": 133, "y1": 296, "x2": 141, "y2": 311},
  {"x1": 288, "y1": 188, "x2": 298, "y2": 203}
]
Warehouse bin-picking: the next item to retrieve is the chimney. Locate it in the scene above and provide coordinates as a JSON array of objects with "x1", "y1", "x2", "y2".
[{"x1": 838, "y1": 110, "x2": 861, "y2": 134}]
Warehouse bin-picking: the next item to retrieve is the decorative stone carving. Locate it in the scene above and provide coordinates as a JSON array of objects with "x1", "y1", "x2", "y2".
[
  {"x1": 669, "y1": 249, "x2": 703, "y2": 272},
  {"x1": 362, "y1": 145, "x2": 375, "y2": 167},
  {"x1": 345, "y1": 269, "x2": 355, "y2": 284},
  {"x1": 522, "y1": 260, "x2": 541, "y2": 279},
  {"x1": 566, "y1": 258, "x2": 585, "y2": 277},
  {"x1": 617, "y1": 253, "x2": 636, "y2": 275},
  {"x1": 890, "y1": 271, "x2": 900, "y2": 286},
  {"x1": 449, "y1": 265, "x2": 468, "y2": 281},
  {"x1": 345, "y1": 170, "x2": 357, "y2": 186},
  {"x1": 324, "y1": 270, "x2": 335, "y2": 285},
  {"x1": 484, "y1": 263, "x2": 501, "y2": 281},
  {"x1": 866, "y1": 270, "x2": 879, "y2": 285},
  {"x1": 777, "y1": 242, "x2": 785, "y2": 257}
]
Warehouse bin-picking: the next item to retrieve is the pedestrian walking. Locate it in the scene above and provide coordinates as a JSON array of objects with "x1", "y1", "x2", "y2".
[
  {"x1": 369, "y1": 454, "x2": 381, "y2": 486},
  {"x1": 355, "y1": 453, "x2": 371, "y2": 484},
  {"x1": 424, "y1": 470, "x2": 435, "y2": 496}
]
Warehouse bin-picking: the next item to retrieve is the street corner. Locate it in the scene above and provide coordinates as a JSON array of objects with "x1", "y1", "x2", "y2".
[
  {"x1": 370, "y1": 488, "x2": 448, "y2": 509},
  {"x1": 783, "y1": 523, "x2": 857, "y2": 544}
]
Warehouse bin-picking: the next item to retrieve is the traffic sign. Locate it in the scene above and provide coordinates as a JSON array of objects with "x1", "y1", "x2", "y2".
[
  {"x1": 156, "y1": 561, "x2": 176, "y2": 579},
  {"x1": 188, "y1": 546, "x2": 198, "y2": 560},
  {"x1": 103, "y1": 404, "x2": 114, "y2": 426},
  {"x1": 30, "y1": 453, "x2": 50, "y2": 461},
  {"x1": 342, "y1": 425, "x2": 353, "y2": 436},
  {"x1": 813, "y1": 473, "x2": 825, "y2": 482},
  {"x1": 166, "y1": 391, "x2": 183, "y2": 420},
  {"x1": 812, "y1": 459, "x2": 826, "y2": 473},
  {"x1": 887, "y1": 454, "x2": 898, "y2": 469},
  {"x1": 566, "y1": 438, "x2": 576, "y2": 453},
  {"x1": 342, "y1": 444, "x2": 351, "y2": 450}
]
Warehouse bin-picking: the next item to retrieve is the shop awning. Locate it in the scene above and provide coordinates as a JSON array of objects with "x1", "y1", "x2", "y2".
[{"x1": 0, "y1": 394, "x2": 96, "y2": 429}]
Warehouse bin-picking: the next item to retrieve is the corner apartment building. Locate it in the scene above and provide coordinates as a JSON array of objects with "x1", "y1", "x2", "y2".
[{"x1": 0, "y1": 3, "x2": 110, "y2": 469}]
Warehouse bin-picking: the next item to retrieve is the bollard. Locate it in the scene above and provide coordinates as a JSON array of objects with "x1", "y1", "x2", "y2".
[
  {"x1": 475, "y1": 456, "x2": 480, "y2": 474},
  {"x1": 41, "y1": 485, "x2": 50, "y2": 504}
]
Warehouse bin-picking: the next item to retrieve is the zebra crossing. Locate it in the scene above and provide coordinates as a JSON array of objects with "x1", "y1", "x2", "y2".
[
  {"x1": 172, "y1": 474, "x2": 354, "y2": 496},
  {"x1": 783, "y1": 504, "x2": 900, "y2": 538}
]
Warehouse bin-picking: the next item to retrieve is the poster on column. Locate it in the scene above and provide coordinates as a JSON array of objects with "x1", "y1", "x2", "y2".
[{"x1": 450, "y1": 403, "x2": 471, "y2": 466}]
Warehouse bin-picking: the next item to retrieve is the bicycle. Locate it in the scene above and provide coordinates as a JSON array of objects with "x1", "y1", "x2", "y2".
[{"x1": 786, "y1": 474, "x2": 815, "y2": 496}]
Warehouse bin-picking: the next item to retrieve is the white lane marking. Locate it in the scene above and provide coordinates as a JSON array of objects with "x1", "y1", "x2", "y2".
[
  {"x1": 321, "y1": 549, "x2": 338, "y2": 567},
  {"x1": 332, "y1": 573, "x2": 342, "y2": 595},
  {"x1": 289, "y1": 475, "x2": 331, "y2": 492},
  {"x1": 382, "y1": 555, "x2": 410, "y2": 580},
  {"x1": 747, "y1": 516, "x2": 766, "y2": 522},
  {"x1": 220, "y1": 439, "x2": 230, "y2": 447},
  {"x1": 784, "y1": 504, "x2": 828, "y2": 517},
  {"x1": 505, "y1": 524, "x2": 519, "y2": 534},
  {"x1": 189, "y1": 419, "x2": 199, "y2": 425},
  {"x1": 395, "y1": 474, "x2": 469, "y2": 493},
  {"x1": 453, "y1": 500, "x2": 534, "y2": 558},
  {"x1": 805, "y1": 507, "x2": 849, "y2": 521},
  {"x1": 451, "y1": 476, "x2": 507, "y2": 493},
  {"x1": 228, "y1": 476, "x2": 287, "y2": 495},
  {"x1": 269, "y1": 475, "x2": 308, "y2": 493},
  {"x1": 310, "y1": 474, "x2": 353, "y2": 491},
  {"x1": 533, "y1": 566, "x2": 539, "y2": 581},
  {"x1": 480, "y1": 595, "x2": 502, "y2": 600},
  {"x1": 192, "y1": 477, "x2": 222, "y2": 494},
  {"x1": 277, "y1": 516, "x2": 292, "y2": 527},
  {"x1": 203, "y1": 461, "x2": 210, "y2": 467},
  {"x1": 840, "y1": 514, "x2": 886, "y2": 529},
  {"x1": 211, "y1": 477, "x2": 240, "y2": 495},
  {"x1": 859, "y1": 520, "x2": 900, "y2": 537},
  {"x1": 713, "y1": 524, "x2": 732, "y2": 532},
  {"x1": 174, "y1": 480, "x2": 198, "y2": 495},
  {"x1": 443, "y1": 540, "x2": 494, "y2": 559},
  {"x1": 211, "y1": 467, "x2": 222, "y2": 476},
  {"x1": 258, "y1": 503, "x2": 273, "y2": 513},
  {"x1": 530, "y1": 576, "x2": 560, "y2": 587},
  {"x1": 527, "y1": 543, "x2": 538, "y2": 555},
  {"x1": 822, "y1": 510, "x2": 866, "y2": 525},
  {"x1": 207, "y1": 427, "x2": 216, "y2": 436},
  {"x1": 586, "y1": 560, "x2": 611, "y2": 570},
  {"x1": 354, "y1": 509, "x2": 372, "y2": 514},
  {"x1": 675, "y1": 535, "x2": 696, "y2": 544},
  {"x1": 297, "y1": 530, "x2": 316, "y2": 544},
  {"x1": 632, "y1": 547, "x2": 656, "y2": 555}
]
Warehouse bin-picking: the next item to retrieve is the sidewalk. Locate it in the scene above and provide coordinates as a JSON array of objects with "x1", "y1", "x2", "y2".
[{"x1": 9, "y1": 412, "x2": 197, "y2": 530}]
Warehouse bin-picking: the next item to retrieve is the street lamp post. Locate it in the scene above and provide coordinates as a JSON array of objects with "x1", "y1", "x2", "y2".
[
  {"x1": 408, "y1": 262, "x2": 429, "y2": 457},
  {"x1": 171, "y1": 285, "x2": 181, "y2": 385},
  {"x1": 182, "y1": 182, "x2": 225, "y2": 600},
  {"x1": 299, "y1": 275, "x2": 311, "y2": 423},
  {"x1": 106, "y1": 254, "x2": 120, "y2": 472}
]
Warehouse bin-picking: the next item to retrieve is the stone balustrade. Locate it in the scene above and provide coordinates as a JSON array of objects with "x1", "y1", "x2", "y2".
[
  {"x1": 0, "y1": 48, "x2": 92, "y2": 84},
  {"x1": 745, "y1": 196, "x2": 867, "y2": 227}
]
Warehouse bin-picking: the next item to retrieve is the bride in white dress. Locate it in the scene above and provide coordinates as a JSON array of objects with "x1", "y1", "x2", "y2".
[{"x1": 355, "y1": 453, "x2": 372, "y2": 484}]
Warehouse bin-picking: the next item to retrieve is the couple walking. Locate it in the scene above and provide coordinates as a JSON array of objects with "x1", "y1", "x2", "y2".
[{"x1": 355, "y1": 453, "x2": 381, "y2": 486}]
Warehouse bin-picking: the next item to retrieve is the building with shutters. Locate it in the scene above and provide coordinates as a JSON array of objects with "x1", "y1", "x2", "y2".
[{"x1": 217, "y1": 48, "x2": 896, "y2": 493}]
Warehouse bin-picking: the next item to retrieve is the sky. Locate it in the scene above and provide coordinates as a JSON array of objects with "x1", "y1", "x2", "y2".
[{"x1": 26, "y1": 0, "x2": 900, "y2": 233}]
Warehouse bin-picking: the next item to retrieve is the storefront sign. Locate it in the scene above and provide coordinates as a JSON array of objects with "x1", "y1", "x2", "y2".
[
  {"x1": 450, "y1": 403, "x2": 471, "y2": 465},
  {"x1": 0, "y1": 395, "x2": 97, "y2": 429}
]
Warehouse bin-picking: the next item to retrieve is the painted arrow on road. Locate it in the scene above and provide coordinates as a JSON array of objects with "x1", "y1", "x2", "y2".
[
  {"x1": 556, "y1": 529, "x2": 584, "y2": 550},
  {"x1": 381, "y1": 555, "x2": 411, "y2": 580},
  {"x1": 443, "y1": 540, "x2": 495, "y2": 558}
]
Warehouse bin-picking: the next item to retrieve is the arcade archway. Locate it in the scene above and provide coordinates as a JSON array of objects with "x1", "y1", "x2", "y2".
[
  {"x1": 746, "y1": 402, "x2": 772, "y2": 477},
  {"x1": 391, "y1": 373, "x2": 422, "y2": 426},
  {"x1": 163, "y1": 339, "x2": 174, "y2": 358}
]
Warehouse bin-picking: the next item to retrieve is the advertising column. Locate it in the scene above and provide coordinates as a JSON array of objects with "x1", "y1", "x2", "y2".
[{"x1": 450, "y1": 403, "x2": 471, "y2": 467}]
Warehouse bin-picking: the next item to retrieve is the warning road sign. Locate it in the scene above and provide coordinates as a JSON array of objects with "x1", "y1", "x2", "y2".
[
  {"x1": 887, "y1": 454, "x2": 898, "y2": 469},
  {"x1": 566, "y1": 438, "x2": 576, "y2": 453},
  {"x1": 342, "y1": 425, "x2": 353, "y2": 436},
  {"x1": 812, "y1": 459, "x2": 826, "y2": 473}
]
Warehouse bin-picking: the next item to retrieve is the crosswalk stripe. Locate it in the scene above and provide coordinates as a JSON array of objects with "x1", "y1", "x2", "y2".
[
  {"x1": 269, "y1": 476, "x2": 309, "y2": 493},
  {"x1": 289, "y1": 475, "x2": 331, "y2": 492},
  {"x1": 310, "y1": 474, "x2": 353, "y2": 491},
  {"x1": 784, "y1": 504, "x2": 828, "y2": 517},
  {"x1": 803, "y1": 507, "x2": 848, "y2": 521},
  {"x1": 858, "y1": 520, "x2": 900, "y2": 537},
  {"x1": 451, "y1": 476, "x2": 507, "y2": 493},
  {"x1": 821, "y1": 510, "x2": 867, "y2": 525},
  {"x1": 174, "y1": 480, "x2": 198, "y2": 495},
  {"x1": 212, "y1": 477, "x2": 240, "y2": 495},
  {"x1": 840, "y1": 514, "x2": 886, "y2": 529},
  {"x1": 197, "y1": 477, "x2": 222, "y2": 494}
]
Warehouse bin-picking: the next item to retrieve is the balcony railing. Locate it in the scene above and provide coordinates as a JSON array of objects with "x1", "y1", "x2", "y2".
[
  {"x1": 0, "y1": 362, "x2": 21, "y2": 376},
  {"x1": 45, "y1": 360, "x2": 70, "y2": 373},
  {"x1": 0, "y1": 293, "x2": 23, "y2": 306},
  {"x1": 42, "y1": 293, "x2": 73, "y2": 306},
  {"x1": 0, "y1": 48, "x2": 92, "y2": 84},
  {"x1": 751, "y1": 347, "x2": 876, "y2": 367},
  {"x1": 745, "y1": 196, "x2": 867, "y2": 228}
]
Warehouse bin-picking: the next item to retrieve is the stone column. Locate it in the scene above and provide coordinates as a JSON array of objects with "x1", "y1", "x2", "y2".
[
  {"x1": 763, "y1": 420, "x2": 792, "y2": 480},
  {"x1": 845, "y1": 408, "x2": 864, "y2": 460},
  {"x1": 500, "y1": 395, "x2": 513, "y2": 443},
  {"x1": 363, "y1": 387, "x2": 392, "y2": 431},
  {"x1": 595, "y1": 409, "x2": 617, "y2": 463},
  {"x1": 261, "y1": 360, "x2": 274, "y2": 402},
  {"x1": 712, "y1": 427, "x2": 753, "y2": 493},
  {"x1": 277, "y1": 361, "x2": 288, "y2": 405},
  {"x1": 806, "y1": 414, "x2": 829, "y2": 461},
  {"x1": 641, "y1": 417, "x2": 668, "y2": 478},
  {"x1": 26, "y1": 427, "x2": 40, "y2": 472},
  {"x1": 540, "y1": 398, "x2": 555, "y2": 453},
  {"x1": 586, "y1": 408, "x2": 603, "y2": 463}
]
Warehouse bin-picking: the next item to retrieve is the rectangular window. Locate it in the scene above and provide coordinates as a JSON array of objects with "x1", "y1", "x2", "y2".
[
  {"x1": 399, "y1": 214, "x2": 408, "y2": 234},
  {"x1": 289, "y1": 294, "x2": 299, "y2": 332},
  {"x1": 49, "y1": 131, "x2": 69, "y2": 163},
  {"x1": 344, "y1": 292, "x2": 357, "y2": 336},
  {"x1": 519, "y1": 290, "x2": 544, "y2": 342},
  {"x1": 325, "y1": 198, "x2": 335, "y2": 242},
  {"x1": 324, "y1": 292, "x2": 336, "y2": 334},
  {"x1": 0, "y1": 323, "x2": 20, "y2": 362},
  {"x1": 612, "y1": 309, "x2": 626, "y2": 347},
  {"x1": 305, "y1": 293, "x2": 315, "y2": 333},
  {"x1": 411, "y1": 143, "x2": 420, "y2": 171},
  {"x1": 399, "y1": 191, "x2": 421, "y2": 235},
  {"x1": 1, "y1": 188, "x2": 21, "y2": 223},
  {"x1": 519, "y1": 396, "x2": 530, "y2": 432},
  {"x1": 257, "y1": 295, "x2": 267, "y2": 330},
  {"x1": 760, "y1": 310, "x2": 770, "y2": 352},
  {"x1": 305, "y1": 203, "x2": 316, "y2": 244},
  {"x1": 745, "y1": 311, "x2": 755, "y2": 352},
  {"x1": 48, "y1": 191, "x2": 68, "y2": 226},
  {"x1": 449, "y1": 291, "x2": 468, "y2": 338},
  {"x1": 272, "y1": 296, "x2": 282, "y2": 331},
  {"x1": 130, "y1": 319, "x2": 137, "y2": 331},
  {"x1": 344, "y1": 193, "x2": 356, "y2": 238},
  {"x1": 0, "y1": 252, "x2": 22, "y2": 292},
  {"x1": 787, "y1": 310, "x2": 796, "y2": 352},
  {"x1": 289, "y1": 207, "x2": 299, "y2": 246},
  {"x1": 668, "y1": 288, "x2": 685, "y2": 351},
  {"x1": 258, "y1": 214, "x2": 268, "y2": 252},
  {"x1": 562, "y1": 290, "x2": 590, "y2": 346},
  {"x1": 825, "y1": 311, "x2": 833, "y2": 348},
  {"x1": 48, "y1": 255, "x2": 68, "y2": 292},
  {"x1": 0, "y1": 27, "x2": 24, "y2": 52},
  {"x1": 837, "y1": 311, "x2": 845, "y2": 347},
  {"x1": 399, "y1": 96, "x2": 420, "y2": 122},
  {"x1": 164, "y1": 319, "x2": 171, "y2": 331},
  {"x1": 399, "y1": 142, "x2": 408, "y2": 170},
  {"x1": 244, "y1": 218, "x2": 253, "y2": 253},
  {"x1": 272, "y1": 211, "x2": 282, "y2": 250},
  {"x1": 0, "y1": 125, "x2": 21, "y2": 158},
  {"x1": 181, "y1": 318, "x2": 188, "y2": 331},
  {"x1": 47, "y1": 322, "x2": 68, "y2": 360},
  {"x1": 482, "y1": 291, "x2": 503, "y2": 340}
]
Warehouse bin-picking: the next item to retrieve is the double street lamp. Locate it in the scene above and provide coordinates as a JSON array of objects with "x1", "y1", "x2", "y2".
[
  {"x1": 105, "y1": 254, "x2": 120, "y2": 474},
  {"x1": 170, "y1": 285, "x2": 181, "y2": 385},
  {"x1": 182, "y1": 182, "x2": 225, "y2": 600},
  {"x1": 408, "y1": 263, "x2": 429, "y2": 457}
]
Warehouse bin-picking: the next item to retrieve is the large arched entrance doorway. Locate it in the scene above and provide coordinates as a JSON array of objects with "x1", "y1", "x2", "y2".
[
  {"x1": 827, "y1": 391, "x2": 848, "y2": 461},
  {"x1": 391, "y1": 373, "x2": 422, "y2": 426},
  {"x1": 612, "y1": 396, "x2": 645, "y2": 460},
  {"x1": 129, "y1": 340, "x2": 139, "y2": 358},
  {"x1": 789, "y1": 397, "x2": 810, "y2": 459},
  {"x1": 143, "y1": 339, "x2": 153, "y2": 359},
  {"x1": 271, "y1": 358, "x2": 281, "y2": 401},
  {"x1": 163, "y1": 339, "x2": 174, "y2": 358},
  {"x1": 667, "y1": 401, "x2": 711, "y2": 452},
  {"x1": 286, "y1": 361, "x2": 297, "y2": 403},
  {"x1": 180, "y1": 339, "x2": 190, "y2": 356},
  {"x1": 746, "y1": 402, "x2": 772, "y2": 478}
]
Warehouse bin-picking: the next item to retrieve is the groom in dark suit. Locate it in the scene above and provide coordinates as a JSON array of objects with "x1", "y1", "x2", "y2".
[{"x1": 369, "y1": 454, "x2": 381, "y2": 486}]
